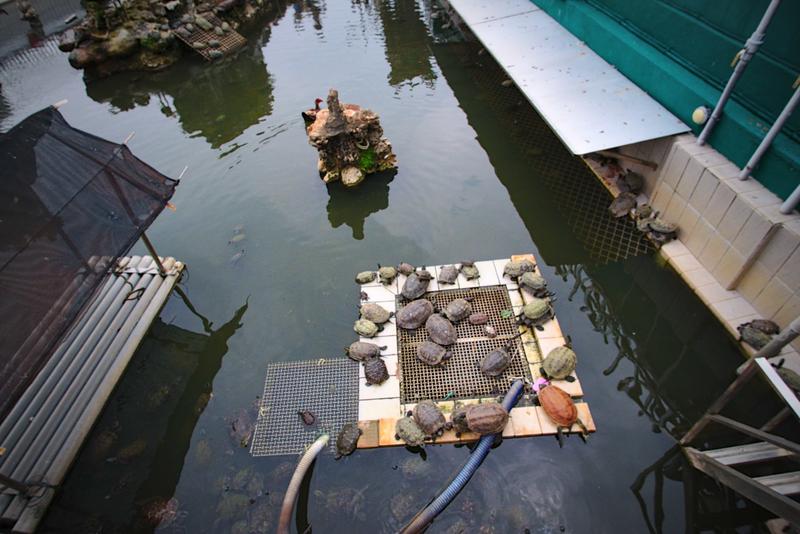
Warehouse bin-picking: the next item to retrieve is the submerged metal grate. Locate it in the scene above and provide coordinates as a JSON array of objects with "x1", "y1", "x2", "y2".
[
  {"x1": 251, "y1": 358, "x2": 358, "y2": 457},
  {"x1": 397, "y1": 286, "x2": 532, "y2": 403}
]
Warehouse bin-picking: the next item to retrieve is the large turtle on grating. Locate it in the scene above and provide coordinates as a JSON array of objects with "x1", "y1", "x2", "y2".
[
  {"x1": 397, "y1": 262, "x2": 416, "y2": 276},
  {"x1": 335, "y1": 423, "x2": 362, "y2": 459},
  {"x1": 479, "y1": 333, "x2": 523, "y2": 377},
  {"x1": 413, "y1": 400, "x2": 447, "y2": 439},
  {"x1": 737, "y1": 323, "x2": 772, "y2": 350},
  {"x1": 517, "y1": 298, "x2": 554, "y2": 331},
  {"x1": 354, "y1": 318, "x2": 381, "y2": 338},
  {"x1": 538, "y1": 384, "x2": 588, "y2": 447},
  {"x1": 541, "y1": 345, "x2": 577, "y2": 382},
  {"x1": 416, "y1": 341, "x2": 452, "y2": 367},
  {"x1": 426, "y1": 314, "x2": 457, "y2": 346},
  {"x1": 438, "y1": 265, "x2": 459, "y2": 285},
  {"x1": 355, "y1": 271, "x2": 376, "y2": 284},
  {"x1": 395, "y1": 299, "x2": 434, "y2": 330},
  {"x1": 401, "y1": 270, "x2": 433, "y2": 300},
  {"x1": 359, "y1": 303, "x2": 393, "y2": 324},
  {"x1": 465, "y1": 403, "x2": 509, "y2": 435},
  {"x1": 442, "y1": 298, "x2": 473, "y2": 323},
  {"x1": 503, "y1": 259, "x2": 536, "y2": 280},
  {"x1": 608, "y1": 192, "x2": 637, "y2": 218},
  {"x1": 742, "y1": 318, "x2": 780, "y2": 336},
  {"x1": 395, "y1": 417, "x2": 426, "y2": 447},
  {"x1": 345, "y1": 341, "x2": 385, "y2": 362},
  {"x1": 377, "y1": 264, "x2": 398, "y2": 285},
  {"x1": 363, "y1": 357, "x2": 389, "y2": 385},
  {"x1": 518, "y1": 272, "x2": 550, "y2": 299},
  {"x1": 460, "y1": 260, "x2": 480, "y2": 280}
]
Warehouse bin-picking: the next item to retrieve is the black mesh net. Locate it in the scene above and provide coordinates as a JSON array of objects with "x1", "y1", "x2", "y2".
[{"x1": 0, "y1": 107, "x2": 177, "y2": 418}]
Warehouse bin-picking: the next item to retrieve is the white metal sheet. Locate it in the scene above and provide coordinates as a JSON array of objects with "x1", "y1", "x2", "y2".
[
  {"x1": 447, "y1": 1, "x2": 689, "y2": 154},
  {"x1": 447, "y1": 0, "x2": 539, "y2": 26}
]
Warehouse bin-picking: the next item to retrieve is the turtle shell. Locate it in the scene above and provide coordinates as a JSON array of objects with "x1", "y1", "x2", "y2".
[
  {"x1": 468, "y1": 312, "x2": 489, "y2": 325},
  {"x1": 425, "y1": 314, "x2": 457, "y2": 346},
  {"x1": 519, "y1": 272, "x2": 547, "y2": 295},
  {"x1": 413, "y1": 400, "x2": 446, "y2": 437},
  {"x1": 345, "y1": 341, "x2": 384, "y2": 361},
  {"x1": 777, "y1": 367, "x2": 800, "y2": 392},
  {"x1": 360, "y1": 303, "x2": 392, "y2": 324},
  {"x1": 480, "y1": 346, "x2": 511, "y2": 377},
  {"x1": 354, "y1": 319, "x2": 379, "y2": 338},
  {"x1": 737, "y1": 324, "x2": 771, "y2": 349},
  {"x1": 451, "y1": 405, "x2": 470, "y2": 434},
  {"x1": 503, "y1": 259, "x2": 535, "y2": 279},
  {"x1": 438, "y1": 265, "x2": 458, "y2": 284},
  {"x1": 395, "y1": 417, "x2": 425, "y2": 447},
  {"x1": 363, "y1": 357, "x2": 389, "y2": 385},
  {"x1": 395, "y1": 299, "x2": 434, "y2": 329},
  {"x1": 538, "y1": 385, "x2": 577, "y2": 427},
  {"x1": 460, "y1": 262, "x2": 480, "y2": 280},
  {"x1": 624, "y1": 171, "x2": 644, "y2": 193},
  {"x1": 335, "y1": 423, "x2": 362, "y2": 459},
  {"x1": 465, "y1": 403, "x2": 509, "y2": 435},
  {"x1": 378, "y1": 265, "x2": 397, "y2": 284},
  {"x1": 749, "y1": 319, "x2": 780, "y2": 335},
  {"x1": 416, "y1": 341, "x2": 449, "y2": 366},
  {"x1": 402, "y1": 272, "x2": 430, "y2": 300},
  {"x1": 443, "y1": 298, "x2": 472, "y2": 322},
  {"x1": 609, "y1": 192, "x2": 637, "y2": 218},
  {"x1": 542, "y1": 346, "x2": 577, "y2": 379},
  {"x1": 647, "y1": 218, "x2": 677, "y2": 234},
  {"x1": 397, "y1": 262, "x2": 415, "y2": 276},
  {"x1": 636, "y1": 204, "x2": 653, "y2": 219},
  {"x1": 520, "y1": 298, "x2": 550, "y2": 321},
  {"x1": 355, "y1": 271, "x2": 376, "y2": 284}
]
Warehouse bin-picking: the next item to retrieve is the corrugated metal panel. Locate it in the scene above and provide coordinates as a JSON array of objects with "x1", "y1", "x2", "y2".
[{"x1": 447, "y1": 0, "x2": 689, "y2": 154}]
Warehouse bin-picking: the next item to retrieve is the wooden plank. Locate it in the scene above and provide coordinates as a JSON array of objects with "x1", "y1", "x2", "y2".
[
  {"x1": 755, "y1": 358, "x2": 800, "y2": 421},
  {"x1": 707, "y1": 415, "x2": 800, "y2": 456},
  {"x1": 705, "y1": 442, "x2": 796, "y2": 466},
  {"x1": 754, "y1": 472, "x2": 800, "y2": 496}
]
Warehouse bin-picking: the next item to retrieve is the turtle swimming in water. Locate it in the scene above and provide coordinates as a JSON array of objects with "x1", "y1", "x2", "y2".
[
  {"x1": 335, "y1": 423, "x2": 362, "y2": 459},
  {"x1": 395, "y1": 416, "x2": 425, "y2": 447},
  {"x1": 609, "y1": 192, "x2": 637, "y2": 218},
  {"x1": 359, "y1": 303, "x2": 393, "y2": 324},
  {"x1": 426, "y1": 314, "x2": 457, "y2": 346},
  {"x1": 459, "y1": 260, "x2": 480, "y2": 280},
  {"x1": 345, "y1": 341, "x2": 386, "y2": 362},
  {"x1": 465, "y1": 403, "x2": 509, "y2": 435},
  {"x1": 442, "y1": 298, "x2": 473, "y2": 323},
  {"x1": 377, "y1": 264, "x2": 398, "y2": 285},
  {"x1": 541, "y1": 345, "x2": 577, "y2": 382},
  {"x1": 416, "y1": 341, "x2": 452, "y2": 367},
  {"x1": 395, "y1": 299, "x2": 434, "y2": 329},
  {"x1": 401, "y1": 271, "x2": 432, "y2": 300},
  {"x1": 479, "y1": 332, "x2": 523, "y2": 377},
  {"x1": 363, "y1": 357, "x2": 389, "y2": 385},
  {"x1": 517, "y1": 298, "x2": 554, "y2": 330},
  {"x1": 538, "y1": 384, "x2": 588, "y2": 447},
  {"x1": 354, "y1": 318, "x2": 381, "y2": 338},
  {"x1": 438, "y1": 265, "x2": 459, "y2": 285},
  {"x1": 413, "y1": 400, "x2": 447, "y2": 439}
]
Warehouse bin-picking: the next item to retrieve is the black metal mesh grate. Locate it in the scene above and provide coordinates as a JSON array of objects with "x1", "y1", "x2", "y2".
[
  {"x1": 251, "y1": 358, "x2": 358, "y2": 457},
  {"x1": 397, "y1": 286, "x2": 532, "y2": 403}
]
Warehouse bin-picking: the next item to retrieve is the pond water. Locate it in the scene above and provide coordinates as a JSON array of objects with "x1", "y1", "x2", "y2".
[{"x1": 0, "y1": 1, "x2": 767, "y2": 532}]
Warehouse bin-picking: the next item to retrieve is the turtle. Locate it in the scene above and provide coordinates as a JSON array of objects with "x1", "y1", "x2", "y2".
[
  {"x1": 354, "y1": 318, "x2": 380, "y2": 338},
  {"x1": 297, "y1": 410, "x2": 316, "y2": 425},
  {"x1": 517, "y1": 298, "x2": 554, "y2": 330},
  {"x1": 503, "y1": 259, "x2": 536, "y2": 280},
  {"x1": 460, "y1": 260, "x2": 480, "y2": 280},
  {"x1": 438, "y1": 265, "x2": 459, "y2": 285},
  {"x1": 609, "y1": 192, "x2": 637, "y2": 218},
  {"x1": 335, "y1": 423, "x2": 362, "y2": 459},
  {"x1": 484, "y1": 325, "x2": 497, "y2": 338},
  {"x1": 635, "y1": 204, "x2": 654, "y2": 220},
  {"x1": 442, "y1": 298, "x2": 473, "y2": 322},
  {"x1": 426, "y1": 314, "x2": 457, "y2": 346},
  {"x1": 395, "y1": 416, "x2": 426, "y2": 447},
  {"x1": 413, "y1": 400, "x2": 447, "y2": 438},
  {"x1": 363, "y1": 357, "x2": 389, "y2": 385},
  {"x1": 377, "y1": 264, "x2": 398, "y2": 285},
  {"x1": 345, "y1": 341, "x2": 386, "y2": 362},
  {"x1": 622, "y1": 171, "x2": 644, "y2": 193},
  {"x1": 355, "y1": 271, "x2": 376, "y2": 284},
  {"x1": 743, "y1": 319, "x2": 780, "y2": 336},
  {"x1": 359, "y1": 303, "x2": 393, "y2": 324},
  {"x1": 646, "y1": 218, "x2": 677, "y2": 235},
  {"x1": 397, "y1": 262, "x2": 416, "y2": 276},
  {"x1": 416, "y1": 341, "x2": 452, "y2": 367},
  {"x1": 468, "y1": 312, "x2": 489, "y2": 325},
  {"x1": 538, "y1": 384, "x2": 588, "y2": 447},
  {"x1": 395, "y1": 299, "x2": 434, "y2": 329},
  {"x1": 479, "y1": 333, "x2": 523, "y2": 377},
  {"x1": 777, "y1": 366, "x2": 800, "y2": 393},
  {"x1": 541, "y1": 345, "x2": 577, "y2": 381},
  {"x1": 401, "y1": 271, "x2": 432, "y2": 300},
  {"x1": 451, "y1": 405, "x2": 470, "y2": 436},
  {"x1": 518, "y1": 272, "x2": 550, "y2": 298},
  {"x1": 737, "y1": 323, "x2": 772, "y2": 349},
  {"x1": 465, "y1": 403, "x2": 509, "y2": 435}
]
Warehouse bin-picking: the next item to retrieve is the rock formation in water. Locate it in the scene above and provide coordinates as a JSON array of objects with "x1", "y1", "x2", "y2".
[{"x1": 306, "y1": 89, "x2": 397, "y2": 187}]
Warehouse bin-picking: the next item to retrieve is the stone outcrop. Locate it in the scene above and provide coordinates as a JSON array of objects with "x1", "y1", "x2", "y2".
[{"x1": 306, "y1": 89, "x2": 397, "y2": 187}]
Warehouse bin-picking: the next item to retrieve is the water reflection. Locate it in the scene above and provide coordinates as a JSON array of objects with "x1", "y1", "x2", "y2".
[
  {"x1": 44, "y1": 293, "x2": 248, "y2": 532},
  {"x1": 293, "y1": 0, "x2": 325, "y2": 32},
  {"x1": 376, "y1": 0, "x2": 436, "y2": 88},
  {"x1": 326, "y1": 168, "x2": 396, "y2": 239}
]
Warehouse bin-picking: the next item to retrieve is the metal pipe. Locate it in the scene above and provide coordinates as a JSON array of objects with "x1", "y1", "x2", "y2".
[
  {"x1": 696, "y1": 0, "x2": 782, "y2": 146},
  {"x1": 738, "y1": 83, "x2": 800, "y2": 180},
  {"x1": 754, "y1": 316, "x2": 800, "y2": 359},
  {"x1": 780, "y1": 182, "x2": 800, "y2": 214}
]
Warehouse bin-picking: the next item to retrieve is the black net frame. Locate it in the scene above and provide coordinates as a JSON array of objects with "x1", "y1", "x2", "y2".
[{"x1": 0, "y1": 107, "x2": 178, "y2": 418}]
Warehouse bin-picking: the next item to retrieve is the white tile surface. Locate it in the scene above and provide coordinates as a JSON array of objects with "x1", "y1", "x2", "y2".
[
  {"x1": 361, "y1": 284, "x2": 398, "y2": 303},
  {"x1": 358, "y1": 398, "x2": 402, "y2": 421},
  {"x1": 359, "y1": 375, "x2": 400, "y2": 400},
  {"x1": 474, "y1": 260, "x2": 500, "y2": 287}
]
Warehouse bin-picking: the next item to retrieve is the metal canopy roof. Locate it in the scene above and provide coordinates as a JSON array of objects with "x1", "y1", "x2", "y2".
[{"x1": 447, "y1": 0, "x2": 689, "y2": 154}]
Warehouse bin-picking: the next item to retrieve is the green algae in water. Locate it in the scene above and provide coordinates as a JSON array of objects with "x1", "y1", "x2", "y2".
[{"x1": 358, "y1": 146, "x2": 376, "y2": 172}]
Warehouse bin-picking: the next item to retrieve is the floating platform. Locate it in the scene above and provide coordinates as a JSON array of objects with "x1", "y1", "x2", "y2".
[
  {"x1": 0, "y1": 256, "x2": 184, "y2": 534},
  {"x1": 173, "y1": 13, "x2": 246, "y2": 61}
]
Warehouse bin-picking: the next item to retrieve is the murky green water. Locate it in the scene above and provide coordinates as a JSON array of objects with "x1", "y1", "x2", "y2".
[{"x1": 0, "y1": 1, "x2": 766, "y2": 532}]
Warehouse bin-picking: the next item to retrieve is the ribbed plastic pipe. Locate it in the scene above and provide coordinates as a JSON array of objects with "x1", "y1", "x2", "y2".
[
  {"x1": 400, "y1": 380, "x2": 525, "y2": 534},
  {"x1": 277, "y1": 433, "x2": 330, "y2": 534}
]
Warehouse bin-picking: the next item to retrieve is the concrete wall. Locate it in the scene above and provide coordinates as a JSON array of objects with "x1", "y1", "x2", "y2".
[{"x1": 618, "y1": 134, "x2": 800, "y2": 352}]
